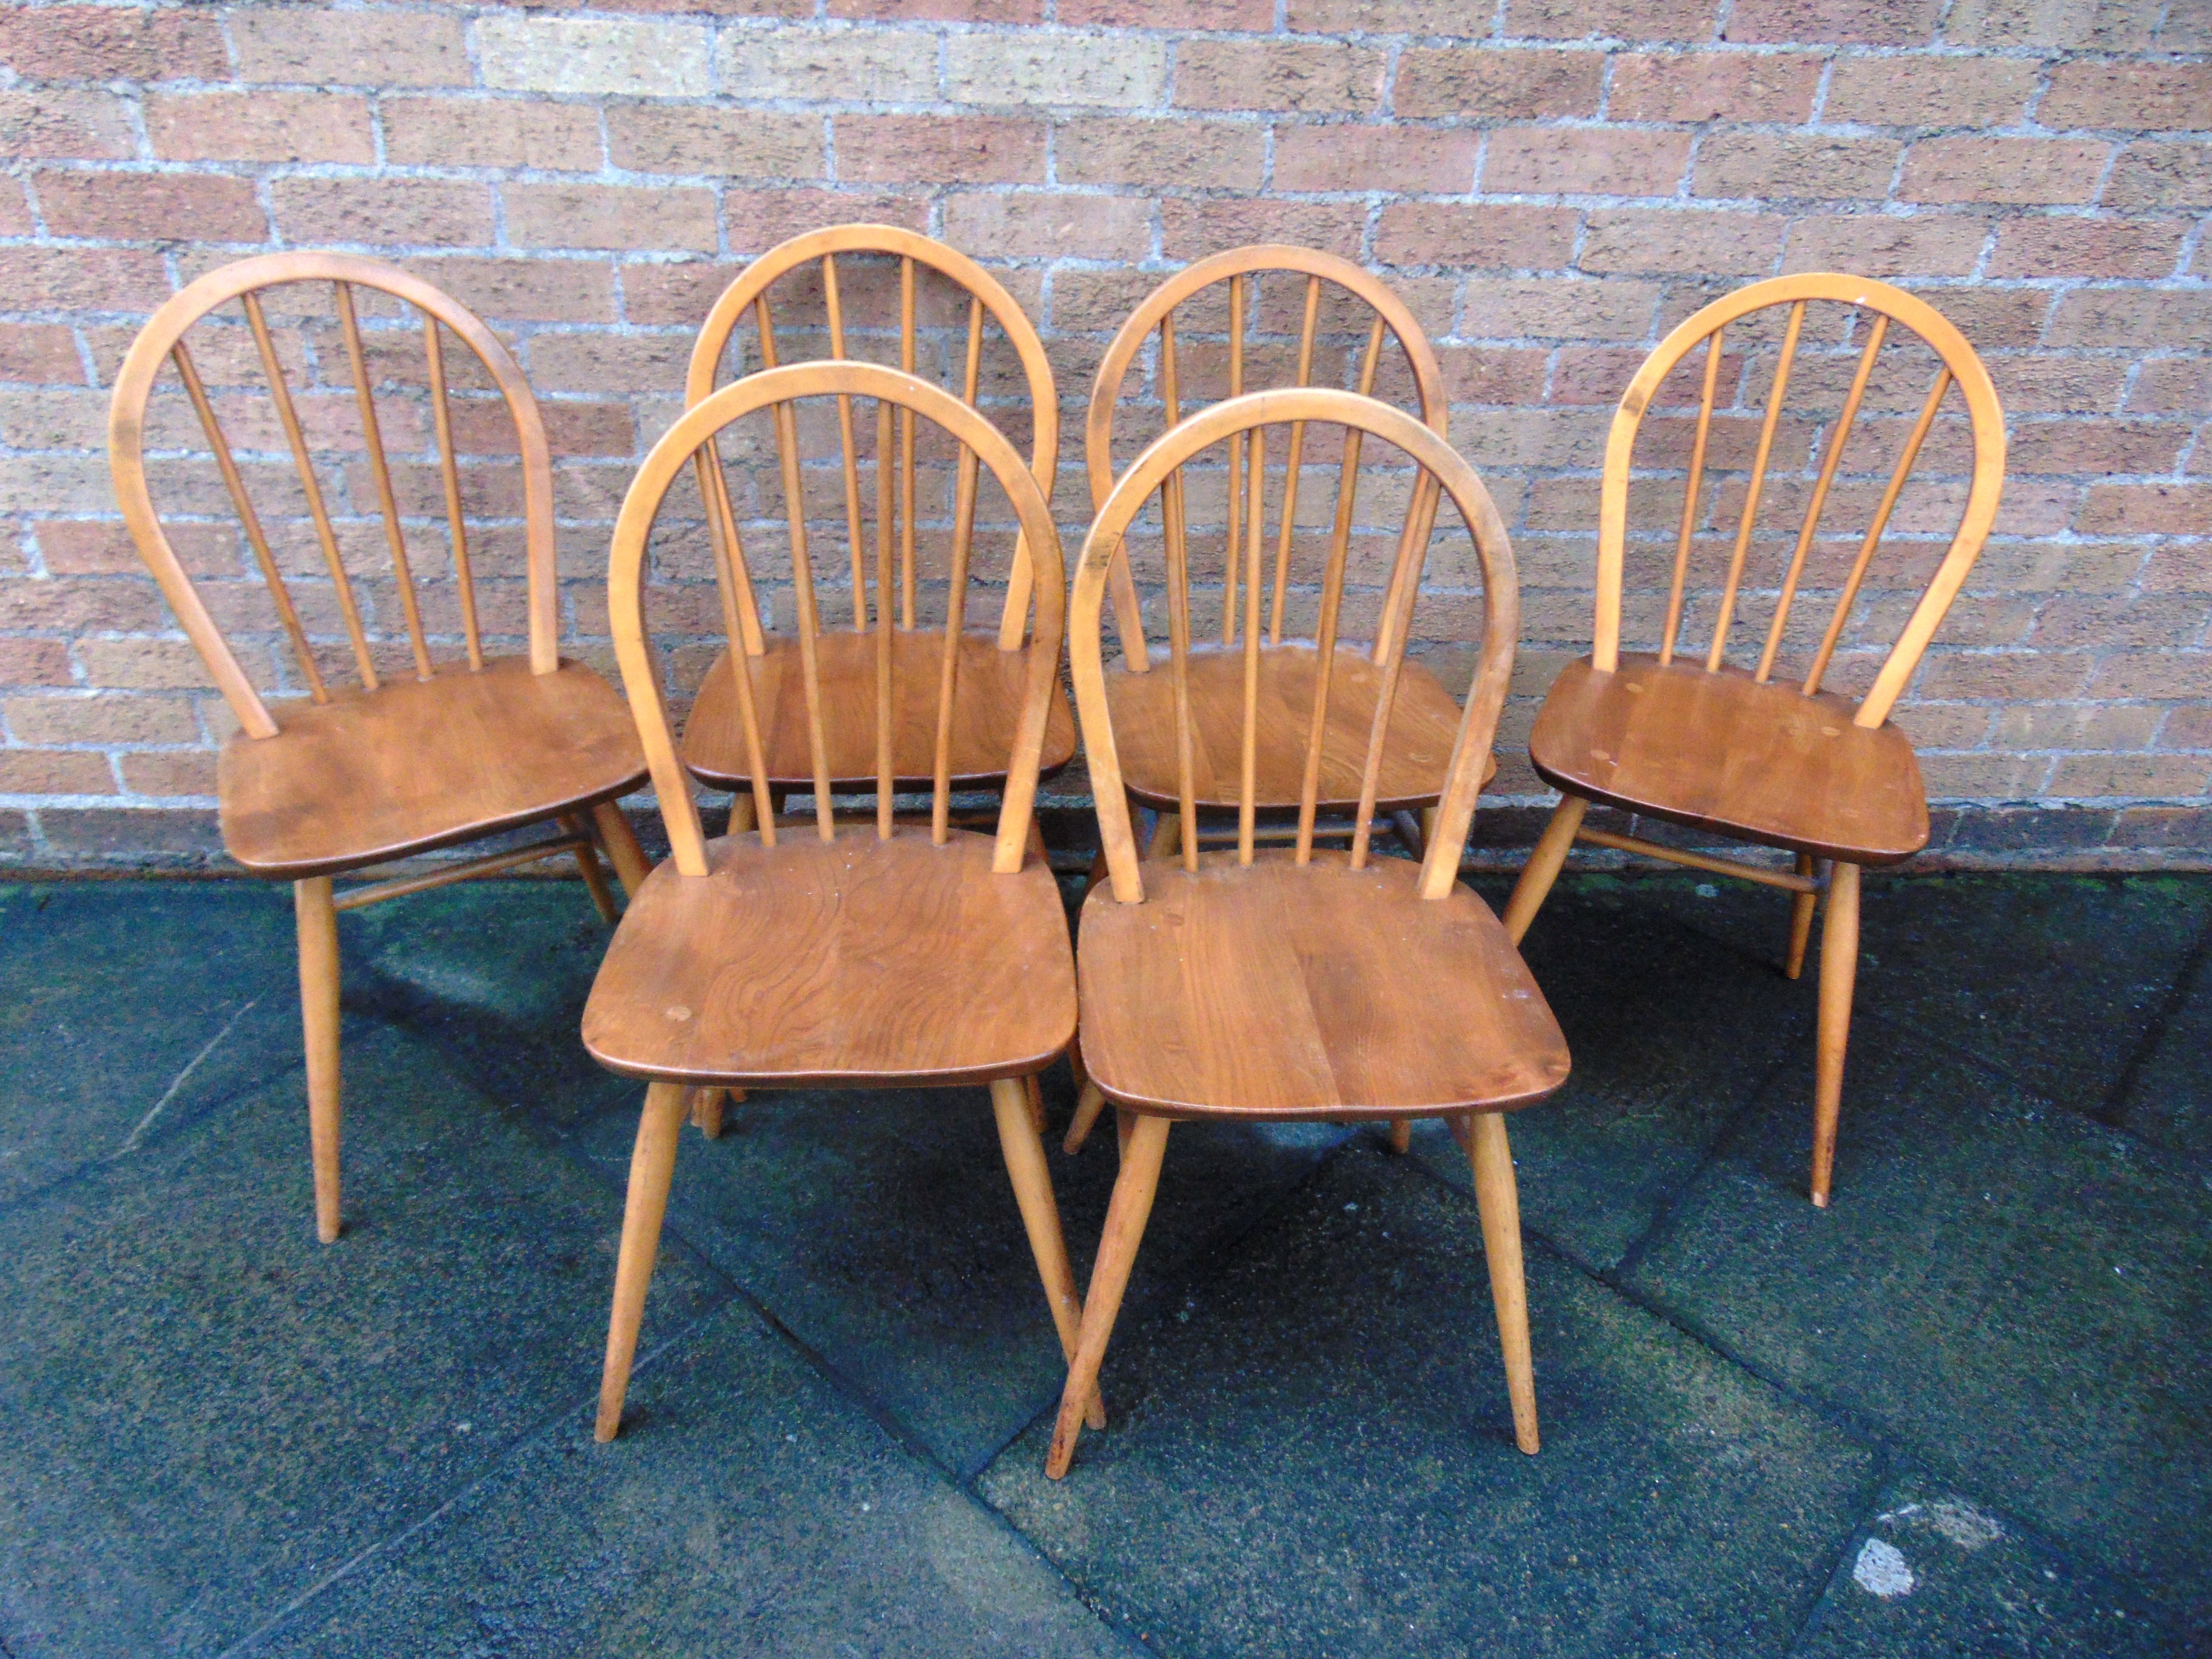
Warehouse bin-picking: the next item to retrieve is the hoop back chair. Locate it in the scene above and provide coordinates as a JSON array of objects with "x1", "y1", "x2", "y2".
[
  {"x1": 1082, "y1": 247, "x2": 1481, "y2": 872},
  {"x1": 678, "y1": 225, "x2": 1072, "y2": 819},
  {"x1": 583, "y1": 360, "x2": 1093, "y2": 1443},
  {"x1": 1500, "y1": 273, "x2": 2006, "y2": 1208},
  {"x1": 107, "y1": 252, "x2": 650, "y2": 1243},
  {"x1": 1047, "y1": 388, "x2": 1570, "y2": 1480}
]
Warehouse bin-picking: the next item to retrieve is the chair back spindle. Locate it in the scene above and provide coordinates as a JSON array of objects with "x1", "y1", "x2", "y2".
[
  {"x1": 685, "y1": 226, "x2": 1057, "y2": 659},
  {"x1": 611, "y1": 363, "x2": 1065, "y2": 879},
  {"x1": 1087, "y1": 246, "x2": 1447, "y2": 675},
  {"x1": 108, "y1": 252, "x2": 560, "y2": 742},
  {"x1": 1071, "y1": 389, "x2": 1515, "y2": 907},
  {"x1": 1594, "y1": 273, "x2": 2004, "y2": 729}
]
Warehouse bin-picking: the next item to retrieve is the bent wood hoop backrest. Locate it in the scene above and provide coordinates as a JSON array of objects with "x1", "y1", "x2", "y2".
[
  {"x1": 1594, "y1": 273, "x2": 2005, "y2": 730},
  {"x1": 107, "y1": 252, "x2": 558, "y2": 742},
  {"x1": 1087, "y1": 246, "x2": 1448, "y2": 674},
  {"x1": 685, "y1": 224, "x2": 1057, "y2": 657},
  {"x1": 1073, "y1": 389, "x2": 1516, "y2": 907},
  {"x1": 612, "y1": 361, "x2": 1066, "y2": 879}
]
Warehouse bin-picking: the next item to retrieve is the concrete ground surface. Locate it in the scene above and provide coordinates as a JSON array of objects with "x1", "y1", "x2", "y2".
[{"x1": 0, "y1": 865, "x2": 2205, "y2": 1657}]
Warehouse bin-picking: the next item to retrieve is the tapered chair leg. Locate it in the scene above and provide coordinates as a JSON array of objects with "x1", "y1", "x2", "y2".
[
  {"x1": 591, "y1": 800, "x2": 652, "y2": 897},
  {"x1": 1784, "y1": 853, "x2": 1819, "y2": 980},
  {"x1": 990, "y1": 1078, "x2": 1107, "y2": 1430},
  {"x1": 1502, "y1": 796, "x2": 1587, "y2": 946},
  {"x1": 560, "y1": 813, "x2": 619, "y2": 923},
  {"x1": 728, "y1": 791, "x2": 757, "y2": 836},
  {"x1": 1064, "y1": 1081, "x2": 1107, "y2": 1154},
  {"x1": 1386, "y1": 1119, "x2": 1413, "y2": 1155},
  {"x1": 1466, "y1": 1111, "x2": 1540, "y2": 1454},
  {"x1": 595, "y1": 1079, "x2": 689, "y2": 1443},
  {"x1": 1810, "y1": 860, "x2": 1862, "y2": 1209},
  {"x1": 1147, "y1": 808, "x2": 1181, "y2": 863},
  {"x1": 295, "y1": 876, "x2": 343, "y2": 1244},
  {"x1": 1049, "y1": 1113, "x2": 1171, "y2": 1479},
  {"x1": 689, "y1": 1085, "x2": 726, "y2": 1139}
]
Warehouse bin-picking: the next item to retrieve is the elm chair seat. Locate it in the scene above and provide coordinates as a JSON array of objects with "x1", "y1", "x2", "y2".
[{"x1": 1527, "y1": 654, "x2": 1928, "y2": 866}]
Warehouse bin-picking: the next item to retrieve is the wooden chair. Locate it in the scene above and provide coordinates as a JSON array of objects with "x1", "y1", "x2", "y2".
[
  {"x1": 585, "y1": 360, "x2": 1093, "y2": 1443},
  {"x1": 1084, "y1": 245, "x2": 1490, "y2": 868},
  {"x1": 678, "y1": 224, "x2": 1073, "y2": 826},
  {"x1": 1068, "y1": 246, "x2": 1486, "y2": 1157},
  {"x1": 1500, "y1": 273, "x2": 2006, "y2": 1208},
  {"x1": 107, "y1": 252, "x2": 651, "y2": 1243},
  {"x1": 1046, "y1": 387, "x2": 1569, "y2": 1480}
]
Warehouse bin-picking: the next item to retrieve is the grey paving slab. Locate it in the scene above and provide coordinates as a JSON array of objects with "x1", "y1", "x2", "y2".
[
  {"x1": 0, "y1": 1023, "x2": 729, "y2": 1659},
  {"x1": 1637, "y1": 872, "x2": 2212, "y2": 1109},
  {"x1": 1792, "y1": 1475, "x2": 2179, "y2": 1658},
  {"x1": 568, "y1": 1070, "x2": 1346, "y2": 1478},
  {"x1": 339, "y1": 876, "x2": 632, "y2": 1133},
  {"x1": 1407, "y1": 883, "x2": 1805, "y2": 1271},
  {"x1": 982, "y1": 1146, "x2": 1880, "y2": 1659},
  {"x1": 1624, "y1": 1022, "x2": 2212, "y2": 1643},
  {"x1": 249, "y1": 1302, "x2": 1139, "y2": 1659},
  {"x1": 0, "y1": 879, "x2": 302, "y2": 1204},
  {"x1": 2112, "y1": 936, "x2": 2212, "y2": 1161}
]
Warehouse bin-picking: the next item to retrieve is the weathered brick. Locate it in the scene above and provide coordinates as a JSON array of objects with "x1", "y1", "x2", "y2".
[
  {"x1": 4, "y1": 692, "x2": 198, "y2": 746},
  {"x1": 0, "y1": 247, "x2": 169, "y2": 313},
  {"x1": 1067, "y1": 0, "x2": 1271, "y2": 22},
  {"x1": 1395, "y1": 47, "x2": 1602, "y2": 118},
  {"x1": 1177, "y1": 40, "x2": 1386, "y2": 115},
  {"x1": 0, "y1": 90, "x2": 132, "y2": 159},
  {"x1": 721, "y1": 187, "x2": 926, "y2": 256},
  {"x1": 35, "y1": 172, "x2": 265, "y2": 243},
  {"x1": 2040, "y1": 61, "x2": 2212, "y2": 133},
  {"x1": 1900, "y1": 138, "x2": 2110, "y2": 206},
  {"x1": 409, "y1": 258, "x2": 620, "y2": 326},
  {"x1": 1606, "y1": 51, "x2": 1822, "y2": 122},
  {"x1": 2128, "y1": 358, "x2": 2212, "y2": 415},
  {"x1": 2046, "y1": 288, "x2": 2212, "y2": 349},
  {"x1": 1161, "y1": 197, "x2": 1367, "y2": 260},
  {"x1": 117, "y1": 751, "x2": 215, "y2": 797},
  {"x1": 0, "y1": 324, "x2": 83, "y2": 384},
  {"x1": 2103, "y1": 142, "x2": 2212, "y2": 211},
  {"x1": 2051, "y1": 754, "x2": 2212, "y2": 797},
  {"x1": 607, "y1": 108, "x2": 817, "y2": 178},
  {"x1": 0, "y1": 748, "x2": 110, "y2": 794},
  {"x1": 1988, "y1": 218, "x2": 2187, "y2": 280},
  {"x1": 1487, "y1": 127, "x2": 1689, "y2": 195},
  {"x1": 0, "y1": 5, "x2": 224, "y2": 82},
  {"x1": 2076, "y1": 482, "x2": 2211, "y2": 537},
  {"x1": 384, "y1": 99, "x2": 605, "y2": 172},
  {"x1": 1945, "y1": 0, "x2": 2160, "y2": 49},
  {"x1": 1056, "y1": 118, "x2": 1265, "y2": 189},
  {"x1": 1461, "y1": 277, "x2": 1661, "y2": 340},
  {"x1": 481, "y1": 16, "x2": 712, "y2": 98},
  {"x1": 280, "y1": 183, "x2": 505, "y2": 259},
  {"x1": 1580, "y1": 209, "x2": 1786, "y2": 274},
  {"x1": 839, "y1": 115, "x2": 1045, "y2": 183},
  {"x1": 503, "y1": 183, "x2": 719, "y2": 253},
  {"x1": 236, "y1": 8, "x2": 470, "y2": 88},
  {"x1": 1694, "y1": 134, "x2": 1900, "y2": 199},
  {"x1": 720, "y1": 25, "x2": 941, "y2": 104},
  {"x1": 73, "y1": 638, "x2": 221, "y2": 691},
  {"x1": 1501, "y1": 0, "x2": 1711, "y2": 42},
  {"x1": 2009, "y1": 418, "x2": 2186, "y2": 477},
  {"x1": 945, "y1": 32, "x2": 1164, "y2": 107},
  {"x1": 1781, "y1": 213, "x2": 1986, "y2": 277},
  {"x1": 1822, "y1": 55, "x2": 2038, "y2": 128},
  {"x1": 1276, "y1": 126, "x2": 1479, "y2": 193},
  {"x1": 1724, "y1": 0, "x2": 1942, "y2": 43},
  {"x1": 147, "y1": 93, "x2": 376, "y2": 166},
  {"x1": 945, "y1": 190, "x2": 1151, "y2": 261},
  {"x1": 1375, "y1": 203, "x2": 1579, "y2": 268}
]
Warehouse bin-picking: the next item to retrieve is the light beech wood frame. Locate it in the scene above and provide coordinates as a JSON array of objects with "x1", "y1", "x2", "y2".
[
  {"x1": 1050, "y1": 387, "x2": 1566, "y2": 1479},
  {"x1": 1502, "y1": 272, "x2": 2008, "y2": 1208},
  {"x1": 588, "y1": 359, "x2": 1087, "y2": 1443},
  {"x1": 107, "y1": 252, "x2": 651, "y2": 1243}
]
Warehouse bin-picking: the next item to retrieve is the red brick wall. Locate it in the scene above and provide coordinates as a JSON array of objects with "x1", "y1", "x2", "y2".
[{"x1": 1, "y1": 1, "x2": 2205, "y2": 868}]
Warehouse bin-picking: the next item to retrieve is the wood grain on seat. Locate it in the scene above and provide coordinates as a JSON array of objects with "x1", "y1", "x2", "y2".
[
  {"x1": 220, "y1": 656, "x2": 648, "y2": 877},
  {"x1": 1104, "y1": 640, "x2": 1492, "y2": 811},
  {"x1": 682, "y1": 629, "x2": 1075, "y2": 790},
  {"x1": 1528, "y1": 654, "x2": 1928, "y2": 864},
  {"x1": 1078, "y1": 850, "x2": 1567, "y2": 1118},
  {"x1": 581, "y1": 828, "x2": 1074, "y2": 1087}
]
